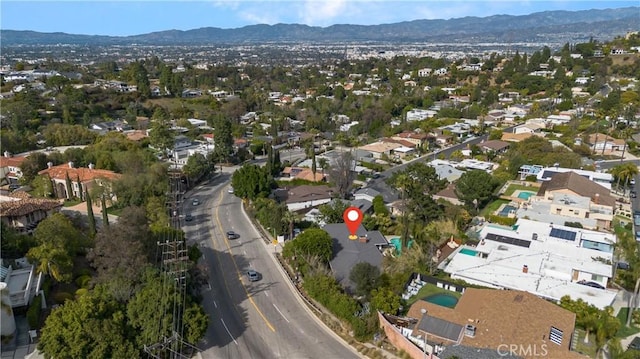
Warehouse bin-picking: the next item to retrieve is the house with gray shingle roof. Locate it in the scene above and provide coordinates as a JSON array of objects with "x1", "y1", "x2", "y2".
[{"x1": 322, "y1": 223, "x2": 388, "y2": 293}]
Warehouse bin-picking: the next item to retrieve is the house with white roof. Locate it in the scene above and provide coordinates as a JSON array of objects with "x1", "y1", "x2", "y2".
[
  {"x1": 440, "y1": 218, "x2": 617, "y2": 309},
  {"x1": 406, "y1": 109, "x2": 437, "y2": 122}
]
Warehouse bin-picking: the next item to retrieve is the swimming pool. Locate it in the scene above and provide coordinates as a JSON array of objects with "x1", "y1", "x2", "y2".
[
  {"x1": 498, "y1": 205, "x2": 517, "y2": 217},
  {"x1": 460, "y1": 248, "x2": 478, "y2": 256},
  {"x1": 424, "y1": 293, "x2": 458, "y2": 308},
  {"x1": 517, "y1": 191, "x2": 536, "y2": 200}
]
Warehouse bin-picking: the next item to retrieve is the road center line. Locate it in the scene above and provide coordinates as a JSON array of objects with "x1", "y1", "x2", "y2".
[
  {"x1": 215, "y1": 190, "x2": 276, "y2": 332},
  {"x1": 273, "y1": 304, "x2": 290, "y2": 323},
  {"x1": 213, "y1": 300, "x2": 217, "y2": 308},
  {"x1": 220, "y1": 318, "x2": 238, "y2": 345}
]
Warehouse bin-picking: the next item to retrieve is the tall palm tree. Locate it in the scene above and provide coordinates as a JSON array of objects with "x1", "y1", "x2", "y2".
[
  {"x1": 27, "y1": 243, "x2": 73, "y2": 282},
  {"x1": 611, "y1": 163, "x2": 638, "y2": 193},
  {"x1": 282, "y1": 210, "x2": 301, "y2": 240}
]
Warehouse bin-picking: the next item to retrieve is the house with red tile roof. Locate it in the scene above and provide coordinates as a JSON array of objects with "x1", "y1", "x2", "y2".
[
  {"x1": 0, "y1": 191, "x2": 63, "y2": 233},
  {"x1": 0, "y1": 153, "x2": 28, "y2": 185},
  {"x1": 38, "y1": 162, "x2": 121, "y2": 200}
]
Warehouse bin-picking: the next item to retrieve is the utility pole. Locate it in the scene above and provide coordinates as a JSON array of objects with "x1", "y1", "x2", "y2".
[{"x1": 144, "y1": 170, "x2": 198, "y2": 359}]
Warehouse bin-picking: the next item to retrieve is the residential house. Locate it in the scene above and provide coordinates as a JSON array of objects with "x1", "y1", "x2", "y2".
[
  {"x1": 322, "y1": 223, "x2": 388, "y2": 293},
  {"x1": 0, "y1": 191, "x2": 63, "y2": 233},
  {"x1": 1, "y1": 257, "x2": 43, "y2": 309},
  {"x1": 441, "y1": 218, "x2": 617, "y2": 309},
  {"x1": 433, "y1": 183, "x2": 462, "y2": 206},
  {"x1": 478, "y1": 140, "x2": 510, "y2": 154},
  {"x1": 439, "y1": 123, "x2": 470, "y2": 139},
  {"x1": 359, "y1": 141, "x2": 402, "y2": 159},
  {"x1": 182, "y1": 89, "x2": 203, "y2": 98},
  {"x1": 391, "y1": 131, "x2": 430, "y2": 149},
  {"x1": 281, "y1": 167, "x2": 327, "y2": 182},
  {"x1": 428, "y1": 160, "x2": 464, "y2": 182},
  {"x1": 586, "y1": 133, "x2": 626, "y2": 152},
  {"x1": 276, "y1": 185, "x2": 334, "y2": 211},
  {"x1": 535, "y1": 166, "x2": 613, "y2": 190},
  {"x1": 390, "y1": 288, "x2": 586, "y2": 359},
  {"x1": 501, "y1": 132, "x2": 535, "y2": 143},
  {"x1": 38, "y1": 162, "x2": 121, "y2": 200},
  {"x1": 354, "y1": 188, "x2": 381, "y2": 203},
  {"x1": 532, "y1": 171, "x2": 616, "y2": 230},
  {"x1": 0, "y1": 153, "x2": 27, "y2": 186},
  {"x1": 406, "y1": 109, "x2": 437, "y2": 122},
  {"x1": 514, "y1": 121, "x2": 546, "y2": 135},
  {"x1": 417, "y1": 68, "x2": 432, "y2": 77}
]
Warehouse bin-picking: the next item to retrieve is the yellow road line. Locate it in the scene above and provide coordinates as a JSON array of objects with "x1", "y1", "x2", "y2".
[{"x1": 214, "y1": 190, "x2": 276, "y2": 332}]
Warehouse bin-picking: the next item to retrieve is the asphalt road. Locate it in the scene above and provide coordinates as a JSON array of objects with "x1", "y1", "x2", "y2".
[{"x1": 181, "y1": 172, "x2": 360, "y2": 359}]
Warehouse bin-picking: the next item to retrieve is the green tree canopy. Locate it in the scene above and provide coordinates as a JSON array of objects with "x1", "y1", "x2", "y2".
[
  {"x1": 38, "y1": 287, "x2": 139, "y2": 359},
  {"x1": 349, "y1": 262, "x2": 381, "y2": 297},
  {"x1": 283, "y1": 228, "x2": 333, "y2": 267},
  {"x1": 231, "y1": 164, "x2": 275, "y2": 201},
  {"x1": 455, "y1": 170, "x2": 499, "y2": 211}
]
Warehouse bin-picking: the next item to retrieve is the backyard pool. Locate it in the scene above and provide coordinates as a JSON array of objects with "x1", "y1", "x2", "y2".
[
  {"x1": 460, "y1": 248, "x2": 478, "y2": 256},
  {"x1": 424, "y1": 293, "x2": 459, "y2": 308},
  {"x1": 517, "y1": 191, "x2": 536, "y2": 200},
  {"x1": 498, "y1": 205, "x2": 517, "y2": 217}
]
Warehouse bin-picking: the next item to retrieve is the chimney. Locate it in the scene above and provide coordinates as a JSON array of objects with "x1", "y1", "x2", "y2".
[
  {"x1": 68, "y1": 161, "x2": 74, "y2": 168},
  {"x1": 522, "y1": 265, "x2": 529, "y2": 274},
  {"x1": 3, "y1": 151, "x2": 10, "y2": 158},
  {"x1": 594, "y1": 193, "x2": 600, "y2": 204},
  {"x1": 88, "y1": 163, "x2": 95, "y2": 170},
  {"x1": 47, "y1": 162, "x2": 53, "y2": 169}
]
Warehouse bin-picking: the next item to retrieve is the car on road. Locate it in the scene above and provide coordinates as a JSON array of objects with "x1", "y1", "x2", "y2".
[
  {"x1": 192, "y1": 198, "x2": 200, "y2": 206},
  {"x1": 632, "y1": 191, "x2": 637, "y2": 199},
  {"x1": 185, "y1": 214, "x2": 193, "y2": 222},
  {"x1": 631, "y1": 178, "x2": 636, "y2": 186},
  {"x1": 226, "y1": 231, "x2": 239, "y2": 239},
  {"x1": 246, "y1": 270, "x2": 260, "y2": 282},
  {"x1": 228, "y1": 187, "x2": 234, "y2": 194}
]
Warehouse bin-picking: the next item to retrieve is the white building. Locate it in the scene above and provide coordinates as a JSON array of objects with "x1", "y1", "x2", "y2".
[
  {"x1": 406, "y1": 109, "x2": 437, "y2": 122},
  {"x1": 441, "y1": 219, "x2": 617, "y2": 309}
]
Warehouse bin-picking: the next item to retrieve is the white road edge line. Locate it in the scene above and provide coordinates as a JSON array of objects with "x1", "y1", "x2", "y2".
[
  {"x1": 221, "y1": 318, "x2": 238, "y2": 345},
  {"x1": 265, "y1": 291, "x2": 269, "y2": 297},
  {"x1": 273, "y1": 304, "x2": 290, "y2": 323},
  {"x1": 213, "y1": 299, "x2": 217, "y2": 307}
]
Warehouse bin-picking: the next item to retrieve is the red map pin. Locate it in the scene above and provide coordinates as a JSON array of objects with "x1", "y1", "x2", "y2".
[{"x1": 343, "y1": 206, "x2": 363, "y2": 240}]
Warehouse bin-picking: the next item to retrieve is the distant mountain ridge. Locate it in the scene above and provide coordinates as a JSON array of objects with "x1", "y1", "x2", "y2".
[{"x1": 2, "y1": 7, "x2": 638, "y2": 46}]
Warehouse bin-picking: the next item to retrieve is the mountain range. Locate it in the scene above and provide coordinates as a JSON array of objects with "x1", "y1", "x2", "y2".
[{"x1": 2, "y1": 7, "x2": 638, "y2": 46}]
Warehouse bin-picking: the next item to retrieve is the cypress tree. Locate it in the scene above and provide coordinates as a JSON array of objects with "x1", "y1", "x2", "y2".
[
  {"x1": 65, "y1": 172, "x2": 73, "y2": 200},
  {"x1": 76, "y1": 175, "x2": 82, "y2": 201},
  {"x1": 101, "y1": 194, "x2": 109, "y2": 227},
  {"x1": 86, "y1": 191, "x2": 96, "y2": 237}
]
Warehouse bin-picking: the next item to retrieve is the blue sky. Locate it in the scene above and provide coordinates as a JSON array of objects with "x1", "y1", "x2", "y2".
[{"x1": 1, "y1": 1, "x2": 638, "y2": 36}]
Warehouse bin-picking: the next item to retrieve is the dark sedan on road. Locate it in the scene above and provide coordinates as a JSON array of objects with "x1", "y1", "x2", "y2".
[{"x1": 226, "y1": 231, "x2": 239, "y2": 239}]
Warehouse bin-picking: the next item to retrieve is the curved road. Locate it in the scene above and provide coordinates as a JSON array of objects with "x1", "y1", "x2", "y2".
[{"x1": 182, "y1": 172, "x2": 360, "y2": 359}]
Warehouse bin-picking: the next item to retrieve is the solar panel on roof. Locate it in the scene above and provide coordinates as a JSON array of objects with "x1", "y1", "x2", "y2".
[
  {"x1": 549, "y1": 228, "x2": 577, "y2": 241},
  {"x1": 485, "y1": 233, "x2": 531, "y2": 248}
]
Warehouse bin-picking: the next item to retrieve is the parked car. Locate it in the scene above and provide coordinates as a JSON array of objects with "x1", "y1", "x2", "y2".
[
  {"x1": 226, "y1": 231, "x2": 239, "y2": 239},
  {"x1": 628, "y1": 336, "x2": 640, "y2": 351},
  {"x1": 192, "y1": 198, "x2": 200, "y2": 206},
  {"x1": 246, "y1": 270, "x2": 260, "y2": 282},
  {"x1": 185, "y1": 214, "x2": 193, "y2": 222},
  {"x1": 577, "y1": 280, "x2": 605, "y2": 290}
]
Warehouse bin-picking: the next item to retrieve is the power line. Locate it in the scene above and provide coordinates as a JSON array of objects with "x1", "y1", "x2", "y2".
[{"x1": 145, "y1": 169, "x2": 199, "y2": 359}]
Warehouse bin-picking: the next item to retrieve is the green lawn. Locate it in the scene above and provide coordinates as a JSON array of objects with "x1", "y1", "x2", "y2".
[
  {"x1": 480, "y1": 199, "x2": 509, "y2": 217},
  {"x1": 616, "y1": 308, "x2": 640, "y2": 338},
  {"x1": 63, "y1": 199, "x2": 82, "y2": 207},
  {"x1": 503, "y1": 183, "x2": 537, "y2": 196},
  {"x1": 573, "y1": 329, "x2": 598, "y2": 358},
  {"x1": 405, "y1": 283, "x2": 462, "y2": 307},
  {"x1": 106, "y1": 207, "x2": 123, "y2": 216}
]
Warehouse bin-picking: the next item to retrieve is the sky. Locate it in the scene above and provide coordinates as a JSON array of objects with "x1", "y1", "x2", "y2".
[{"x1": 1, "y1": 1, "x2": 638, "y2": 36}]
